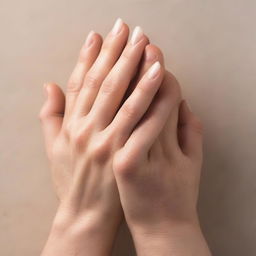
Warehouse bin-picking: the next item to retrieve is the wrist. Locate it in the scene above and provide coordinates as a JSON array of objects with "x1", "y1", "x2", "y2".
[
  {"x1": 130, "y1": 218, "x2": 200, "y2": 241},
  {"x1": 53, "y1": 201, "x2": 122, "y2": 233},
  {"x1": 129, "y1": 219, "x2": 211, "y2": 256},
  {"x1": 41, "y1": 205, "x2": 122, "y2": 256},
  {"x1": 128, "y1": 211, "x2": 200, "y2": 238}
]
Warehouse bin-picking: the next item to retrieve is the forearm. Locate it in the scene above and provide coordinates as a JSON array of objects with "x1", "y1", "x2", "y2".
[
  {"x1": 41, "y1": 207, "x2": 119, "y2": 256},
  {"x1": 130, "y1": 220, "x2": 211, "y2": 256}
]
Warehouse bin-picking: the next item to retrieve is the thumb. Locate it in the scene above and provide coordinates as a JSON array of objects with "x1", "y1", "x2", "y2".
[
  {"x1": 178, "y1": 100, "x2": 203, "y2": 160},
  {"x1": 39, "y1": 83, "x2": 65, "y2": 155}
]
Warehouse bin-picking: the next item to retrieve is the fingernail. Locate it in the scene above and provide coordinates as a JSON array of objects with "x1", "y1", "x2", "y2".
[
  {"x1": 43, "y1": 83, "x2": 49, "y2": 97},
  {"x1": 145, "y1": 49, "x2": 157, "y2": 62},
  {"x1": 85, "y1": 30, "x2": 95, "y2": 47},
  {"x1": 148, "y1": 61, "x2": 161, "y2": 79},
  {"x1": 185, "y1": 100, "x2": 192, "y2": 111},
  {"x1": 131, "y1": 26, "x2": 144, "y2": 45},
  {"x1": 111, "y1": 18, "x2": 123, "y2": 35}
]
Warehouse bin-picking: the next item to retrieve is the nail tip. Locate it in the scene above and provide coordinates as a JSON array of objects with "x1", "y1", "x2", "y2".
[
  {"x1": 43, "y1": 83, "x2": 50, "y2": 95},
  {"x1": 134, "y1": 26, "x2": 143, "y2": 34},
  {"x1": 85, "y1": 30, "x2": 95, "y2": 47},
  {"x1": 131, "y1": 26, "x2": 144, "y2": 45},
  {"x1": 112, "y1": 18, "x2": 123, "y2": 35},
  {"x1": 115, "y1": 17, "x2": 123, "y2": 25},
  {"x1": 155, "y1": 61, "x2": 161, "y2": 67},
  {"x1": 152, "y1": 61, "x2": 161, "y2": 70},
  {"x1": 148, "y1": 61, "x2": 161, "y2": 79},
  {"x1": 185, "y1": 101, "x2": 192, "y2": 111}
]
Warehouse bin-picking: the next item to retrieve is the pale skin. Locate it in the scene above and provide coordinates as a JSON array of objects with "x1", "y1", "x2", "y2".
[{"x1": 39, "y1": 18, "x2": 212, "y2": 256}]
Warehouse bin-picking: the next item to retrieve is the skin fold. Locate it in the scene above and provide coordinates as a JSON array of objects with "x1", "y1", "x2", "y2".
[{"x1": 39, "y1": 18, "x2": 212, "y2": 256}]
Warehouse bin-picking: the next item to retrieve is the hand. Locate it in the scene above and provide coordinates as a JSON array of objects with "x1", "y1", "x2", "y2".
[
  {"x1": 39, "y1": 18, "x2": 166, "y2": 256},
  {"x1": 113, "y1": 69, "x2": 212, "y2": 255}
]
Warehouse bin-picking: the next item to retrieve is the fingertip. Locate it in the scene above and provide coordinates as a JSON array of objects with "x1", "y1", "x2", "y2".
[
  {"x1": 43, "y1": 82, "x2": 57, "y2": 97},
  {"x1": 144, "y1": 44, "x2": 164, "y2": 65},
  {"x1": 132, "y1": 44, "x2": 165, "y2": 85},
  {"x1": 41, "y1": 82, "x2": 65, "y2": 114},
  {"x1": 122, "y1": 22, "x2": 130, "y2": 34},
  {"x1": 43, "y1": 81, "x2": 56, "y2": 90},
  {"x1": 90, "y1": 32, "x2": 103, "y2": 45},
  {"x1": 95, "y1": 32, "x2": 104, "y2": 43},
  {"x1": 80, "y1": 32, "x2": 103, "y2": 59},
  {"x1": 43, "y1": 83, "x2": 49, "y2": 98},
  {"x1": 39, "y1": 83, "x2": 65, "y2": 153},
  {"x1": 109, "y1": 19, "x2": 130, "y2": 39}
]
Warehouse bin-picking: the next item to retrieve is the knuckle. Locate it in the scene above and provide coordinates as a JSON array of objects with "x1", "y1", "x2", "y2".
[
  {"x1": 72, "y1": 132, "x2": 86, "y2": 150},
  {"x1": 62, "y1": 121, "x2": 73, "y2": 137},
  {"x1": 121, "y1": 102, "x2": 137, "y2": 119},
  {"x1": 101, "y1": 41, "x2": 111, "y2": 52},
  {"x1": 90, "y1": 139, "x2": 111, "y2": 162},
  {"x1": 100, "y1": 77, "x2": 116, "y2": 94},
  {"x1": 120, "y1": 49, "x2": 130, "y2": 62},
  {"x1": 66, "y1": 80, "x2": 80, "y2": 93},
  {"x1": 84, "y1": 73, "x2": 100, "y2": 89},
  {"x1": 50, "y1": 140, "x2": 64, "y2": 160},
  {"x1": 136, "y1": 83, "x2": 151, "y2": 95},
  {"x1": 67, "y1": 63, "x2": 85, "y2": 93},
  {"x1": 69, "y1": 118, "x2": 94, "y2": 150},
  {"x1": 113, "y1": 151, "x2": 139, "y2": 176}
]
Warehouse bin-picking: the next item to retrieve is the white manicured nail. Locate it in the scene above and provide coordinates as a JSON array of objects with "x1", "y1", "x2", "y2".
[
  {"x1": 185, "y1": 100, "x2": 192, "y2": 111},
  {"x1": 111, "y1": 18, "x2": 123, "y2": 35},
  {"x1": 85, "y1": 30, "x2": 95, "y2": 47},
  {"x1": 131, "y1": 26, "x2": 144, "y2": 45},
  {"x1": 148, "y1": 61, "x2": 161, "y2": 79}
]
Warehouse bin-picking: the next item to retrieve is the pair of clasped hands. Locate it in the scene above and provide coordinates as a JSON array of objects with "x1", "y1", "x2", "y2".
[{"x1": 39, "y1": 18, "x2": 211, "y2": 256}]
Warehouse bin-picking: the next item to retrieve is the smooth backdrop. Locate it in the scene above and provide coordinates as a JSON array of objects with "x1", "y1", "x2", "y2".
[{"x1": 1, "y1": 0, "x2": 256, "y2": 255}]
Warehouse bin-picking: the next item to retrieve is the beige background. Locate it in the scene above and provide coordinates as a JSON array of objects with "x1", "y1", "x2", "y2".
[{"x1": 1, "y1": 0, "x2": 256, "y2": 255}]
